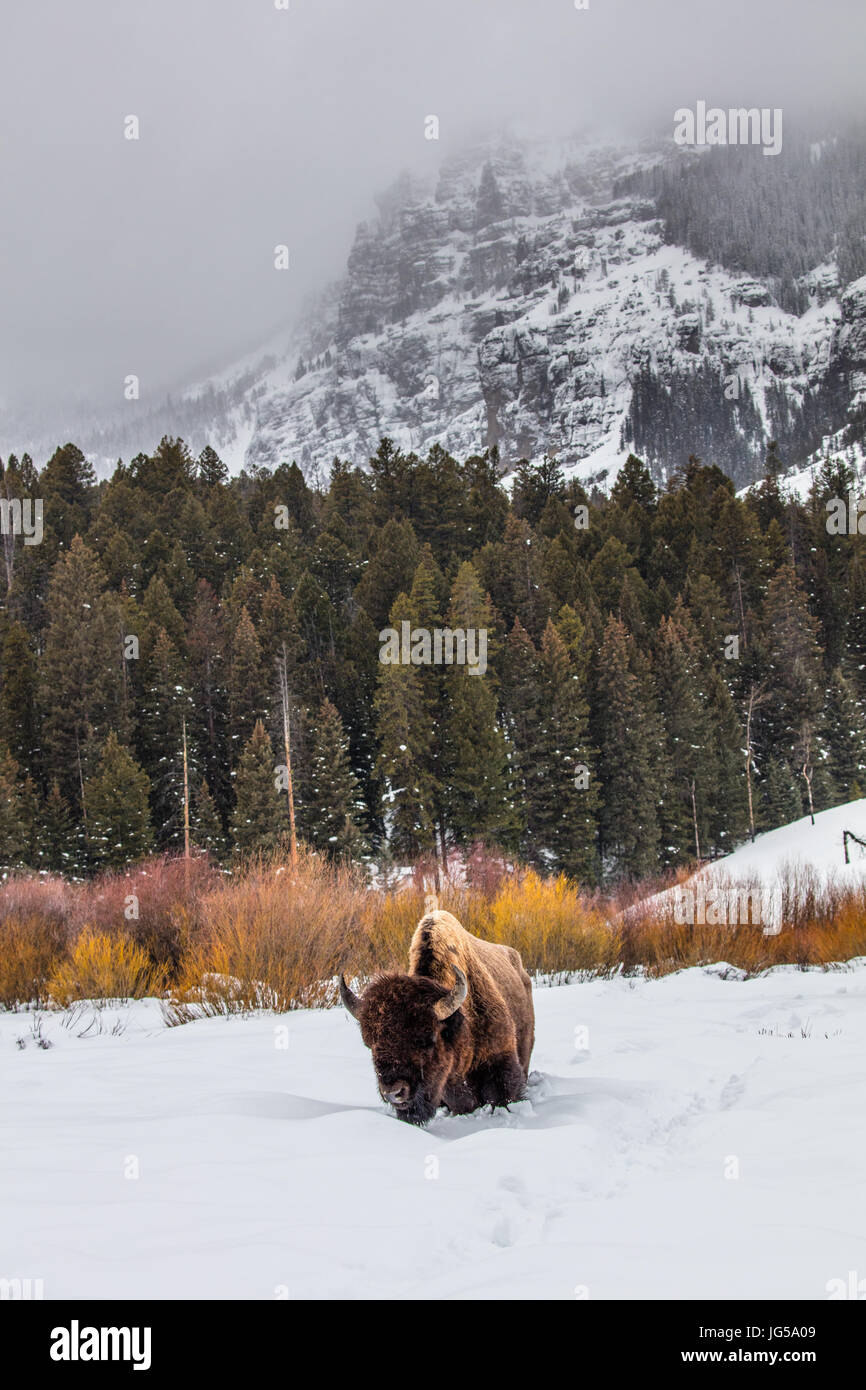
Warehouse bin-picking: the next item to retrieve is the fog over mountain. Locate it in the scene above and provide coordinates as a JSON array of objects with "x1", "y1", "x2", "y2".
[{"x1": 1, "y1": 0, "x2": 864, "y2": 478}]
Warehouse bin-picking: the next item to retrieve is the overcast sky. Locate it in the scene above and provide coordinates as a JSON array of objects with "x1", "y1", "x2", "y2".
[{"x1": 1, "y1": 0, "x2": 863, "y2": 415}]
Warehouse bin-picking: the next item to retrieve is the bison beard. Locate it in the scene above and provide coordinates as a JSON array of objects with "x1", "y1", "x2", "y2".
[{"x1": 339, "y1": 908, "x2": 534, "y2": 1125}]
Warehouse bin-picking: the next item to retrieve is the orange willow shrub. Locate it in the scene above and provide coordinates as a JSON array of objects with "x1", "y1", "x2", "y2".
[
  {"x1": 2, "y1": 852, "x2": 865, "y2": 1015},
  {"x1": 165, "y1": 848, "x2": 367, "y2": 1018},
  {"x1": 0, "y1": 915, "x2": 68, "y2": 1009}
]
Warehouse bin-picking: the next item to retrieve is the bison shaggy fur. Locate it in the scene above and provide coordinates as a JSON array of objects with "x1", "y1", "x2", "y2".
[{"x1": 340, "y1": 908, "x2": 534, "y2": 1125}]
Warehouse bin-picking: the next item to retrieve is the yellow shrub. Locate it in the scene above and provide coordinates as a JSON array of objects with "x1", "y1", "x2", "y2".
[
  {"x1": 49, "y1": 930, "x2": 165, "y2": 1007},
  {"x1": 486, "y1": 870, "x2": 618, "y2": 978}
]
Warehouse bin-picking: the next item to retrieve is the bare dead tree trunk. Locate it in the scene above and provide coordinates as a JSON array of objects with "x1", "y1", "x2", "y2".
[
  {"x1": 798, "y1": 724, "x2": 815, "y2": 826},
  {"x1": 744, "y1": 683, "x2": 767, "y2": 844},
  {"x1": 733, "y1": 562, "x2": 747, "y2": 651},
  {"x1": 76, "y1": 732, "x2": 87, "y2": 839},
  {"x1": 690, "y1": 778, "x2": 701, "y2": 865},
  {"x1": 278, "y1": 644, "x2": 298, "y2": 874},
  {"x1": 182, "y1": 715, "x2": 191, "y2": 891},
  {"x1": 2, "y1": 472, "x2": 15, "y2": 595}
]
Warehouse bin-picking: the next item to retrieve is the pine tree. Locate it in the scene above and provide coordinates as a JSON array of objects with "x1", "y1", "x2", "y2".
[
  {"x1": 530, "y1": 618, "x2": 599, "y2": 880},
  {"x1": 439, "y1": 563, "x2": 511, "y2": 849},
  {"x1": 40, "y1": 442, "x2": 97, "y2": 549},
  {"x1": 655, "y1": 607, "x2": 713, "y2": 865},
  {"x1": 596, "y1": 617, "x2": 662, "y2": 880},
  {"x1": 759, "y1": 562, "x2": 825, "y2": 770},
  {"x1": 758, "y1": 757, "x2": 803, "y2": 830},
  {"x1": 0, "y1": 745, "x2": 32, "y2": 870},
  {"x1": 229, "y1": 606, "x2": 267, "y2": 759},
  {"x1": 37, "y1": 779, "x2": 76, "y2": 874},
  {"x1": 83, "y1": 733, "x2": 153, "y2": 870},
  {"x1": 822, "y1": 668, "x2": 866, "y2": 803},
  {"x1": 476, "y1": 161, "x2": 505, "y2": 227},
  {"x1": 39, "y1": 538, "x2": 126, "y2": 807},
  {"x1": 137, "y1": 627, "x2": 196, "y2": 850},
  {"x1": 300, "y1": 698, "x2": 368, "y2": 860},
  {"x1": 0, "y1": 620, "x2": 39, "y2": 772},
  {"x1": 186, "y1": 580, "x2": 231, "y2": 825},
  {"x1": 197, "y1": 445, "x2": 228, "y2": 488},
  {"x1": 703, "y1": 668, "x2": 749, "y2": 855},
  {"x1": 192, "y1": 778, "x2": 227, "y2": 861},
  {"x1": 354, "y1": 517, "x2": 420, "y2": 631},
  {"x1": 374, "y1": 594, "x2": 438, "y2": 859},
  {"x1": 230, "y1": 720, "x2": 282, "y2": 855}
]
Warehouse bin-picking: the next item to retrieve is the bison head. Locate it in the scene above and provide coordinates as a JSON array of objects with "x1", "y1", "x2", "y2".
[{"x1": 339, "y1": 968, "x2": 467, "y2": 1125}]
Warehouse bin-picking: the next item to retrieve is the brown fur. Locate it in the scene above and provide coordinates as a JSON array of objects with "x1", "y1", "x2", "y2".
[{"x1": 343, "y1": 909, "x2": 534, "y2": 1125}]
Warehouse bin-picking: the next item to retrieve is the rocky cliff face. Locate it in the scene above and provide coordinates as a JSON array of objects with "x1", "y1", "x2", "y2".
[{"x1": 83, "y1": 135, "x2": 865, "y2": 491}]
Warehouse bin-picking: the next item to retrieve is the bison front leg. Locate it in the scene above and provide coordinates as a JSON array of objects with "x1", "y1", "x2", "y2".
[
  {"x1": 470, "y1": 1052, "x2": 526, "y2": 1111},
  {"x1": 442, "y1": 1075, "x2": 480, "y2": 1115}
]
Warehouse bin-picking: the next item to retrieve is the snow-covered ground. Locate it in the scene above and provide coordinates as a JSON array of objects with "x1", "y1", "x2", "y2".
[{"x1": 3, "y1": 960, "x2": 865, "y2": 1300}]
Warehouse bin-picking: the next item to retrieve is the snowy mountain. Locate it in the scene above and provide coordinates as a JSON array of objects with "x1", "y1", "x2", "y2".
[
  {"x1": 10, "y1": 131, "x2": 866, "y2": 492},
  {"x1": 192, "y1": 131, "x2": 866, "y2": 491}
]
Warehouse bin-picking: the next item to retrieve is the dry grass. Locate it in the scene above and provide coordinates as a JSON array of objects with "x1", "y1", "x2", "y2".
[{"x1": 1, "y1": 847, "x2": 865, "y2": 1017}]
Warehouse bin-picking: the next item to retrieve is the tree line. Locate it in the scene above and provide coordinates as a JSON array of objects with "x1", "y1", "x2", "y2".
[{"x1": 0, "y1": 435, "x2": 864, "y2": 882}]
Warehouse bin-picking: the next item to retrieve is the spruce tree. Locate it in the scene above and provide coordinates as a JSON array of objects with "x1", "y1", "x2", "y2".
[
  {"x1": 230, "y1": 720, "x2": 282, "y2": 855},
  {"x1": 374, "y1": 594, "x2": 438, "y2": 859},
  {"x1": 229, "y1": 606, "x2": 267, "y2": 760},
  {"x1": 822, "y1": 668, "x2": 866, "y2": 803},
  {"x1": 37, "y1": 780, "x2": 76, "y2": 874},
  {"x1": 596, "y1": 617, "x2": 663, "y2": 880},
  {"x1": 440, "y1": 563, "x2": 511, "y2": 849},
  {"x1": 0, "y1": 621, "x2": 39, "y2": 772},
  {"x1": 300, "y1": 698, "x2": 368, "y2": 860},
  {"x1": 758, "y1": 757, "x2": 803, "y2": 830},
  {"x1": 0, "y1": 746, "x2": 32, "y2": 870},
  {"x1": 83, "y1": 733, "x2": 154, "y2": 870},
  {"x1": 39, "y1": 538, "x2": 126, "y2": 806},
  {"x1": 531, "y1": 618, "x2": 599, "y2": 880},
  {"x1": 192, "y1": 778, "x2": 227, "y2": 861}
]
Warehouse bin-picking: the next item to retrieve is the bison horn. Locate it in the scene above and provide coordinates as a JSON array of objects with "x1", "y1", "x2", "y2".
[
  {"x1": 433, "y1": 964, "x2": 467, "y2": 1020},
  {"x1": 339, "y1": 973, "x2": 361, "y2": 1020}
]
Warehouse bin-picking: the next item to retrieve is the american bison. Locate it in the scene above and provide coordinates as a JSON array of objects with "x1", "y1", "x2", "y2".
[{"x1": 339, "y1": 906, "x2": 534, "y2": 1125}]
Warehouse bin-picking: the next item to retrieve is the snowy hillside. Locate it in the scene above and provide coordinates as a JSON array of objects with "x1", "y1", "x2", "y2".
[
  {"x1": 709, "y1": 799, "x2": 866, "y2": 886},
  {"x1": 13, "y1": 133, "x2": 866, "y2": 492},
  {"x1": 4, "y1": 964, "x2": 865, "y2": 1299},
  {"x1": 201, "y1": 135, "x2": 859, "y2": 492},
  {"x1": 649, "y1": 799, "x2": 866, "y2": 933}
]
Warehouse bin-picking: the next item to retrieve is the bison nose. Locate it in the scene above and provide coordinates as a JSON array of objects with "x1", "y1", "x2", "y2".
[{"x1": 384, "y1": 1082, "x2": 411, "y2": 1106}]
